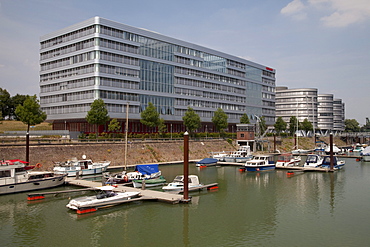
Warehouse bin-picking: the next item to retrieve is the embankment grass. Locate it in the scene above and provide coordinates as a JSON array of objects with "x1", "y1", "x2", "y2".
[{"x1": 0, "y1": 121, "x2": 52, "y2": 133}]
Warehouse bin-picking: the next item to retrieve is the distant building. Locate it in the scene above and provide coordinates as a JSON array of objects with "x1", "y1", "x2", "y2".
[
  {"x1": 39, "y1": 17, "x2": 276, "y2": 134},
  {"x1": 276, "y1": 87, "x2": 344, "y2": 134}
]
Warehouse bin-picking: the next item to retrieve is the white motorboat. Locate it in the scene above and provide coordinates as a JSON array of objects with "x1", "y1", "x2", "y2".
[
  {"x1": 324, "y1": 144, "x2": 342, "y2": 154},
  {"x1": 162, "y1": 175, "x2": 204, "y2": 192},
  {"x1": 66, "y1": 186, "x2": 140, "y2": 212},
  {"x1": 291, "y1": 149, "x2": 311, "y2": 155},
  {"x1": 243, "y1": 155, "x2": 275, "y2": 172},
  {"x1": 211, "y1": 151, "x2": 228, "y2": 161},
  {"x1": 105, "y1": 164, "x2": 162, "y2": 184},
  {"x1": 0, "y1": 160, "x2": 66, "y2": 195},
  {"x1": 360, "y1": 146, "x2": 370, "y2": 162},
  {"x1": 303, "y1": 154, "x2": 324, "y2": 168},
  {"x1": 275, "y1": 153, "x2": 301, "y2": 168},
  {"x1": 53, "y1": 155, "x2": 110, "y2": 177},
  {"x1": 223, "y1": 146, "x2": 253, "y2": 163},
  {"x1": 320, "y1": 156, "x2": 345, "y2": 169},
  {"x1": 353, "y1": 144, "x2": 365, "y2": 152},
  {"x1": 314, "y1": 141, "x2": 327, "y2": 153}
]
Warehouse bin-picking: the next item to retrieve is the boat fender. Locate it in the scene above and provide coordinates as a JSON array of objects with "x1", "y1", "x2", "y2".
[
  {"x1": 123, "y1": 175, "x2": 128, "y2": 183},
  {"x1": 35, "y1": 163, "x2": 42, "y2": 168}
]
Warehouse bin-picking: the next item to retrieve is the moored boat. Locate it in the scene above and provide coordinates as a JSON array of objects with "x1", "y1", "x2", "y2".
[
  {"x1": 223, "y1": 145, "x2": 253, "y2": 163},
  {"x1": 196, "y1": 158, "x2": 218, "y2": 167},
  {"x1": 0, "y1": 161, "x2": 66, "y2": 195},
  {"x1": 211, "y1": 151, "x2": 228, "y2": 161},
  {"x1": 314, "y1": 141, "x2": 327, "y2": 153},
  {"x1": 352, "y1": 143, "x2": 364, "y2": 152},
  {"x1": 275, "y1": 153, "x2": 301, "y2": 168},
  {"x1": 360, "y1": 146, "x2": 370, "y2": 161},
  {"x1": 53, "y1": 155, "x2": 110, "y2": 177},
  {"x1": 303, "y1": 154, "x2": 324, "y2": 168},
  {"x1": 66, "y1": 186, "x2": 140, "y2": 212},
  {"x1": 324, "y1": 144, "x2": 342, "y2": 154},
  {"x1": 105, "y1": 164, "x2": 162, "y2": 184},
  {"x1": 132, "y1": 176, "x2": 166, "y2": 188},
  {"x1": 243, "y1": 155, "x2": 275, "y2": 172},
  {"x1": 162, "y1": 175, "x2": 204, "y2": 192},
  {"x1": 320, "y1": 156, "x2": 345, "y2": 169}
]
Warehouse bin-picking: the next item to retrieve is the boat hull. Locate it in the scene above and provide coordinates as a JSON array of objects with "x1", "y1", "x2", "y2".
[
  {"x1": 224, "y1": 157, "x2": 252, "y2": 163},
  {"x1": 66, "y1": 191, "x2": 140, "y2": 210},
  {"x1": 244, "y1": 165, "x2": 275, "y2": 172},
  {"x1": 132, "y1": 178, "x2": 166, "y2": 188},
  {"x1": 54, "y1": 165, "x2": 109, "y2": 177},
  {"x1": 362, "y1": 156, "x2": 370, "y2": 162},
  {"x1": 0, "y1": 175, "x2": 66, "y2": 195},
  {"x1": 162, "y1": 184, "x2": 204, "y2": 192}
]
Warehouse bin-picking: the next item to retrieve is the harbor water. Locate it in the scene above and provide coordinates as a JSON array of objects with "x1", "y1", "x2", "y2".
[{"x1": 1, "y1": 157, "x2": 370, "y2": 247}]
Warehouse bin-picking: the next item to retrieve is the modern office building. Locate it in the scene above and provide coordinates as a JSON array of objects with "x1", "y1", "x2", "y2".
[
  {"x1": 275, "y1": 87, "x2": 345, "y2": 134},
  {"x1": 317, "y1": 94, "x2": 334, "y2": 131},
  {"x1": 39, "y1": 17, "x2": 276, "y2": 133},
  {"x1": 333, "y1": 99, "x2": 345, "y2": 131},
  {"x1": 275, "y1": 87, "x2": 318, "y2": 130}
]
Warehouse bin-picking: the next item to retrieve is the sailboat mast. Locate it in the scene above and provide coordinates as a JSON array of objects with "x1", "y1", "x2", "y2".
[{"x1": 124, "y1": 102, "x2": 129, "y2": 170}]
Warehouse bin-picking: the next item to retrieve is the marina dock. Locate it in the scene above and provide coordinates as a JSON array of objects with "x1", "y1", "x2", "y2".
[
  {"x1": 28, "y1": 177, "x2": 218, "y2": 205},
  {"x1": 65, "y1": 178, "x2": 185, "y2": 204}
]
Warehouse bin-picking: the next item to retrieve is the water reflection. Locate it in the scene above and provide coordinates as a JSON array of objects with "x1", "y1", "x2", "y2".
[{"x1": 1, "y1": 159, "x2": 370, "y2": 246}]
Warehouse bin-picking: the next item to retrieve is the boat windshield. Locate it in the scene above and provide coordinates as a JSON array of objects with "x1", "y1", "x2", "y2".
[{"x1": 306, "y1": 155, "x2": 318, "y2": 163}]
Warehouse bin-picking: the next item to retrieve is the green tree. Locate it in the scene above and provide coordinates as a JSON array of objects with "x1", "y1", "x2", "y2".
[
  {"x1": 158, "y1": 118, "x2": 167, "y2": 137},
  {"x1": 15, "y1": 95, "x2": 47, "y2": 132},
  {"x1": 361, "y1": 118, "x2": 370, "y2": 132},
  {"x1": 108, "y1": 118, "x2": 121, "y2": 138},
  {"x1": 345, "y1": 119, "x2": 360, "y2": 132},
  {"x1": 212, "y1": 108, "x2": 228, "y2": 135},
  {"x1": 240, "y1": 113, "x2": 250, "y2": 124},
  {"x1": 300, "y1": 118, "x2": 313, "y2": 132},
  {"x1": 259, "y1": 116, "x2": 267, "y2": 136},
  {"x1": 140, "y1": 102, "x2": 160, "y2": 131},
  {"x1": 289, "y1": 116, "x2": 298, "y2": 136},
  {"x1": 0, "y1": 88, "x2": 11, "y2": 119},
  {"x1": 274, "y1": 116, "x2": 287, "y2": 135},
  {"x1": 86, "y1": 99, "x2": 110, "y2": 137},
  {"x1": 11, "y1": 94, "x2": 28, "y2": 120},
  {"x1": 182, "y1": 107, "x2": 201, "y2": 136}
]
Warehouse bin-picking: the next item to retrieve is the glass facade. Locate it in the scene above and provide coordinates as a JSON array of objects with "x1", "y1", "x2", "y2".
[
  {"x1": 276, "y1": 87, "x2": 345, "y2": 132},
  {"x1": 40, "y1": 17, "x2": 276, "y2": 132}
]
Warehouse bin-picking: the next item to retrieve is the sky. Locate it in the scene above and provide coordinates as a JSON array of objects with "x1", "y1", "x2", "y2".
[{"x1": 0, "y1": 0, "x2": 369, "y2": 124}]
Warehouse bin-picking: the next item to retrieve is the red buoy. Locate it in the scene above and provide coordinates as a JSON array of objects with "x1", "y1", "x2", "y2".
[
  {"x1": 27, "y1": 195, "x2": 45, "y2": 201},
  {"x1": 287, "y1": 171, "x2": 295, "y2": 177}
]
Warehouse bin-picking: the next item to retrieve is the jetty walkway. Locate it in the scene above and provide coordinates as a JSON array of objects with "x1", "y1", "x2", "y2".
[
  {"x1": 64, "y1": 178, "x2": 218, "y2": 204},
  {"x1": 65, "y1": 178, "x2": 184, "y2": 203}
]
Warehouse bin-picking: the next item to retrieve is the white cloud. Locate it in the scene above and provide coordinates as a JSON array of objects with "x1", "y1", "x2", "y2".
[
  {"x1": 281, "y1": 0, "x2": 307, "y2": 20},
  {"x1": 316, "y1": 0, "x2": 370, "y2": 27},
  {"x1": 281, "y1": 0, "x2": 370, "y2": 27}
]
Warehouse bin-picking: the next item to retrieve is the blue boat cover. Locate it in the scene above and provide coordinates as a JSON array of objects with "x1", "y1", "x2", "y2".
[
  {"x1": 197, "y1": 158, "x2": 218, "y2": 164},
  {"x1": 135, "y1": 164, "x2": 159, "y2": 175},
  {"x1": 321, "y1": 156, "x2": 338, "y2": 166}
]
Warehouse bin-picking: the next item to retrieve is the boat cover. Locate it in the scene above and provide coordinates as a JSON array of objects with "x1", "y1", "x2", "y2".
[
  {"x1": 322, "y1": 156, "x2": 338, "y2": 165},
  {"x1": 197, "y1": 158, "x2": 218, "y2": 164},
  {"x1": 361, "y1": 146, "x2": 370, "y2": 156},
  {"x1": 135, "y1": 164, "x2": 159, "y2": 175}
]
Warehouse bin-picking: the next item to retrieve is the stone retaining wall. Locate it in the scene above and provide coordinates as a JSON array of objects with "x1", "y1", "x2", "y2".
[{"x1": 1, "y1": 140, "x2": 234, "y2": 170}]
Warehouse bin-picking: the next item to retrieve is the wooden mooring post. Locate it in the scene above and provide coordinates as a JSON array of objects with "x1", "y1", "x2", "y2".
[{"x1": 183, "y1": 131, "x2": 190, "y2": 202}]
